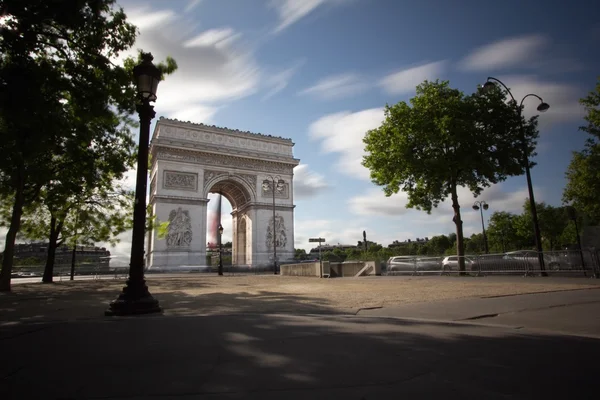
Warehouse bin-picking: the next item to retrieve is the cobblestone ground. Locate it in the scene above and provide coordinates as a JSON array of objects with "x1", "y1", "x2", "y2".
[{"x1": 1, "y1": 274, "x2": 599, "y2": 324}]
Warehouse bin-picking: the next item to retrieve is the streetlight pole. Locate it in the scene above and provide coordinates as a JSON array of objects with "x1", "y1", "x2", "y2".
[
  {"x1": 218, "y1": 224, "x2": 224, "y2": 276},
  {"x1": 472, "y1": 201, "x2": 489, "y2": 254},
  {"x1": 262, "y1": 176, "x2": 285, "y2": 274},
  {"x1": 106, "y1": 53, "x2": 162, "y2": 316},
  {"x1": 483, "y1": 77, "x2": 550, "y2": 275}
]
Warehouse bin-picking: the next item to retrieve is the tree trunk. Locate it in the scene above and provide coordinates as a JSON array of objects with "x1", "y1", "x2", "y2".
[
  {"x1": 0, "y1": 180, "x2": 26, "y2": 292},
  {"x1": 450, "y1": 184, "x2": 466, "y2": 273},
  {"x1": 42, "y1": 216, "x2": 63, "y2": 283}
]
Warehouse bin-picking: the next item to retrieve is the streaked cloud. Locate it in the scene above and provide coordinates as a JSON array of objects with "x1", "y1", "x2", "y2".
[
  {"x1": 308, "y1": 108, "x2": 385, "y2": 180},
  {"x1": 269, "y1": 0, "x2": 353, "y2": 34},
  {"x1": 262, "y1": 60, "x2": 306, "y2": 101},
  {"x1": 293, "y1": 164, "x2": 330, "y2": 198},
  {"x1": 459, "y1": 34, "x2": 548, "y2": 72},
  {"x1": 379, "y1": 61, "x2": 446, "y2": 95},
  {"x1": 298, "y1": 73, "x2": 369, "y2": 100}
]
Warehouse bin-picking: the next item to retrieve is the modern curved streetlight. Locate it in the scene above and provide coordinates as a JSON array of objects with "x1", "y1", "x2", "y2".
[
  {"x1": 473, "y1": 201, "x2": 489, "y2": 254},
  {"x1": 262, "y1": 175, "x2": 285, "y2": 274},
  {"x1": 107, "y1": 53, "x2": 162, "y2": 315},
  {"x1": 483, "y1": 77, "x2": 550, "y2": 274},
  {"x1": 218, "y1": 224, "x2": 224, "y2": 276}
]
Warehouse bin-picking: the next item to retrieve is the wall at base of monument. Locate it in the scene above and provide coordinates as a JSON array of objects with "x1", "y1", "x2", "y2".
[
  {"x1": 252, "y1": 208, "x2": 295, "y2": 267},
  {"x1": 148, "y1": 251, "x2": 208, "y2": 268}
]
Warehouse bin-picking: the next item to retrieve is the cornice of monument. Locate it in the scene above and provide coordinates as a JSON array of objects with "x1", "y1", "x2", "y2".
[
  {"x1": 155, "y1": 117, "x2": 295, "y2": 145},
  {"x1": 152, "y1": 146, "x2": 300, "y2": 171}
]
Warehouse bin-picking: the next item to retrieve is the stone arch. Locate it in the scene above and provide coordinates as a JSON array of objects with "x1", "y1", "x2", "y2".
[
  {"x1": 236, "y1": 214, "x2": 251, "y2": 265},
  {"x1": 205, "y1": 176, "x2": 256, "y2": 266},
  {"x1": 203, "y1": 174, "x2": 256, "y2": 210},
  {"x1": 147, "y1": 119, "x2": 299, "y2": 270}
]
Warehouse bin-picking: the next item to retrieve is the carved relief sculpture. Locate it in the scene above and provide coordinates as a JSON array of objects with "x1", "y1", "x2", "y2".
[
  {"x1": 236, "y1": 173, "x2": 257, "y2": 188},
  {"x1": 163, "y1": 171, "x2": 198, "y2": 191},
  {"x1": 266, "y1": 215, "x2": 287, "y2": 250},
  {"x1": 166, "y1": 207, "x2": 193, "y2": 248},
  {"x1": 261, "y1": 182, "x2": 289, "y2": 199}
]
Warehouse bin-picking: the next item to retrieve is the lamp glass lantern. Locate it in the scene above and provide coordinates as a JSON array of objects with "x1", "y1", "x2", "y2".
[{"x1": 133, "y1": 54, "x2": 161, "y2": 102}]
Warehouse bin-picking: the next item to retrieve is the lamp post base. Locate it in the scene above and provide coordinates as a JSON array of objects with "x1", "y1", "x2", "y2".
[{"x1": 105, "y1": 279, "x2": 162, "y2": 316}]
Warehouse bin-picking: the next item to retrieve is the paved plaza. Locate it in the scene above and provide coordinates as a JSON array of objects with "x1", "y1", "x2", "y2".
[{"x1": 1, "y1": 275, "x2": 600, "y2": 399}]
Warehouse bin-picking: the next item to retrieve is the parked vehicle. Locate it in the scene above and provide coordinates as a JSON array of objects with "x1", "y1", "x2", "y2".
[
  {"x1": 387, "y1": 256, "x2": 416, "y2": 272},
  {"x1": 441, "y1": 256, "x2": 477, "y2": 271},
  {"x1": 502, "y1": 251, "x2": 561, "y2": 270},
  {"x1": 387, "y1": 256, "x2": 442, "y2": 272}
]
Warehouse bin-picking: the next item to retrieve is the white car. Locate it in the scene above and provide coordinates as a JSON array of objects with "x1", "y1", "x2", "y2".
[
  {"x1": 442, "y1": 256, "x2": 477, "y2": 271},
  {"x1": 387, "y1": 256, "x2": 416, "y2": 271}
]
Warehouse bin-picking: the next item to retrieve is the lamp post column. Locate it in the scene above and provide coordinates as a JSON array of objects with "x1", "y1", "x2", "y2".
[
  {"x1": 483, "y1": 77, "x2": 550, "y2": 275},
  {"x1": 473, "y1": 201, "x2": 489, "y2": 254},
  {"x1": 106, "y1": 53, "x2": 162, "y2": 316}
]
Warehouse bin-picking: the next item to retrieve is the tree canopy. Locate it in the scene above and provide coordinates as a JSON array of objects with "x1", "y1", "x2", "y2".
[
  {"x1": 0, "y1": 0, "x2": 177, "y2": 291},
  {"x1": 563, "y1": 77, "x2": 600, "y2": 223},
  {"x1": 362, "y1": 80, "x2": 538, "y2": 271}
]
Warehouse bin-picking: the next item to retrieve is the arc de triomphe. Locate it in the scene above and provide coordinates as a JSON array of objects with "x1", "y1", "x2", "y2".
[{"x1": 147, "y1": 117, "x2": 300, "y2": 269}]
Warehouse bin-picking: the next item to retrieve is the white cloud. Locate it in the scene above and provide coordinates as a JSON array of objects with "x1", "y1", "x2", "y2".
[
  {"x1": 119, "y1": 7, "x2": 261, "y2": 119},
  {"x1": 269, "y1": 0, "x2": 352, "y2": 34},
  {"x1": 298, "y1": 73, "x2": 369, "y2": 100},
  {"x1": 126, "y1": 8, "x2": 177, "y2": 30},
  {"x1": 459, "y1": 34, "x2": 548, "y2": 72},
  {"x1": 183, "y1": 28, "x2": 241, "y2": 48},
  {"x1": 379, "y1": 61, "x2": 446, "y2": 95},
  {"x1": 293, "y1": 164, "x2": 329, "y2": 199},
  {"x1": 348, "y1": 189, "x2": 409, "y2": 217},
  {"x1": 166, "y1": 104, "x2": 219, "y2": 125},
  {"x1": 262, "y1": 60, "x2": 305, "y2": 101},
  {"x1": 308, "y1": 108, "x2": 384, "y2": 180},
  {"x1": 293, "y1": 218, "x2": 415, "y2": 252},
  {"x1": 184, "y1": 0, "x2": 203, "y2": 13}
]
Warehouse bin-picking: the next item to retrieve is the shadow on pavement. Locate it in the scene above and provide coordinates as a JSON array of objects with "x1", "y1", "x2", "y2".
[{"x1": 0, "y1": 285, "x2": 599, "y2": 399}]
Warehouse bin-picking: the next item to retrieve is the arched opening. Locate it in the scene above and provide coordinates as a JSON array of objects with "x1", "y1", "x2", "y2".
[{"x1": 205, "y1": 177, "x2": 254, "y2": 267}]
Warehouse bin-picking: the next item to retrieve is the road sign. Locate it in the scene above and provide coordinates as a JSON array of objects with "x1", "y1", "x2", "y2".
[{"x1": 309, "y1": 238, "x2": 326, "y2": 243}]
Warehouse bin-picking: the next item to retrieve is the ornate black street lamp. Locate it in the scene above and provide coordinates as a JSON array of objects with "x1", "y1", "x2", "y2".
[
  {"x1": 262, "y1": 176, "x2": 285, "y2": 274},
  {"x1": 483, "y1": 77, "x2": 550, "y2": 275},
  {"x1": 106, "y1": 53, "x2": 162, "y2": 316},
  {"x1": 473, "y1": 201, "x2": 489, "y2": 254},
  {"x1": 218, "y1": 224, "x2": 224, "y2": 276}
]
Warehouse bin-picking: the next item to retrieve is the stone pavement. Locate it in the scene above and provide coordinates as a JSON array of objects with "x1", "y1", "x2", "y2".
[{"x1": 1, "y1": 275, "x2": 599, "y2": 399}]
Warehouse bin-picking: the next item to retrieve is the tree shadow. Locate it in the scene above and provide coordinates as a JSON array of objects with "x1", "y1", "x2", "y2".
[{"x1": 0, "y1": 288, "x2": 598, "y2": 399}]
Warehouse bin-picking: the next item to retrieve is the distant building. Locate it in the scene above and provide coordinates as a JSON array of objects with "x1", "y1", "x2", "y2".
[
  {"x1": 13, "y1": 242, "x2": 111, "y2": 267},
  {"x1": 308, "y1": 243, "x2": 357, "y2": 258},
  {"x1": 388, "y1": 237, "x2": 429, "y2": 249}
]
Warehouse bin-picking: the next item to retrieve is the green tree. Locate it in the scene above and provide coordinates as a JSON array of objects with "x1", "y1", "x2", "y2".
[
  {"x1": 332, "y1": 247, "x2": 348, "y2": 262},
  {"x1": 6, "y1": 187, "x2": 134, "y2": 282},
  {"x1": 0, "y1": 1, "x2": 176, "y2": 291},
  {"x1": 517, "y1": 200, "x2": 569, "y2": 251},
  {"x1": 563, "y1": 77, "x2": 600, "y2": 223},
  {"x1": 486, "y1": 211, "x2": 520, "y2": 252},
  {"x1": 465, "y1": 233, "x2": 485, "y2": 254},
  {"x1": 294, "y1": 248, "x2": 307, "y2": 260},
  {"x1": 426, "y1": 235, "x2": 452, "y2": 255},
  {"x1": 345, "y1": 247, "x2": 361, "y2": 260},
  {"x1": 362, "y1": 80, "x2": 536, "y2": 271}
]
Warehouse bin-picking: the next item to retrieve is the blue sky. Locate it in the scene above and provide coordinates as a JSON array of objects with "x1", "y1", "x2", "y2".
[{"x1": 104, "y1": 0, "x2": 599, "y2": 257}]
